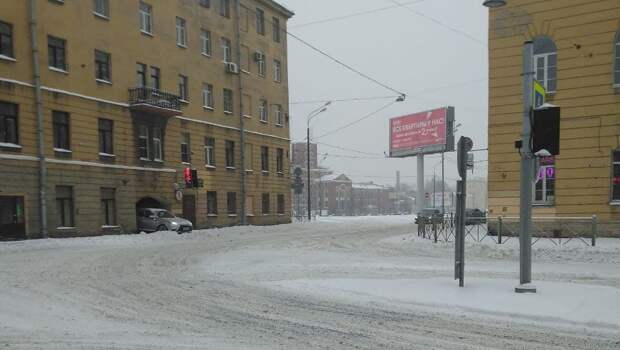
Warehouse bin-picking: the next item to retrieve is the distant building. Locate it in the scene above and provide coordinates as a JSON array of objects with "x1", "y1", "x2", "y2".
[
  {"x1": 290, "y1": 142, "x2": 322, "y2": 216},
  {"x1": 321, "y1": 174, "x2": 353, "y2": 216},
  {"x1": 352, "y1": 182, "x2": 393, "y2": 216}
]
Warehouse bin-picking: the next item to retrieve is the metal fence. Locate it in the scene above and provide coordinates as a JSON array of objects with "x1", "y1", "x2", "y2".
[{"x1": 418, "y1": 215, "x2": 605, "y2": 247}]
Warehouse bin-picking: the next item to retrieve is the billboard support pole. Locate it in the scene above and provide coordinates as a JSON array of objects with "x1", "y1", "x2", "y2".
[
  {"x1": 441, "y1": 152, "x2": 445, "y2": 215},
  {"x1": 516, "y1": 41, "x2": 536, "y2": 294},
  {"x1": 417, "y1": 154, "x2": 424, "y2": 213}
]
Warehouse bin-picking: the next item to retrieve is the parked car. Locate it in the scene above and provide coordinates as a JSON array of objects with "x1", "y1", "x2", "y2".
[
  {"x1": 415, "y1": 208, "x2": 442, "y2": 224},
  {"x1": 137, "y1": 208, "x2": 193, "y2": 234},
  {"x1": 465, "y1": 208, "x2": 486, "y2": 226}
]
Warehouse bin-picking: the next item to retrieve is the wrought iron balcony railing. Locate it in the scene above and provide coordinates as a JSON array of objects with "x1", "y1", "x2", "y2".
[{"x1": 128, "y1": 87, "x2": 181, "y2": 116}]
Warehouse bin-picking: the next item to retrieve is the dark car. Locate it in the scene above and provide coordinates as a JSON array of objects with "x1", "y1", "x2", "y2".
[
  {"x1": 137, "y1": 208, "x2": 193, "y2": 234},
  {"x1": 465, "y1": 208, "x2": 486, "y2": 225},
  {"x1": 415, "y1": 208, "x2": 442, "y2": 225}
]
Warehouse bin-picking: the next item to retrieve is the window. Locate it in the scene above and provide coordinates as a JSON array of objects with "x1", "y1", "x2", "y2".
[
  {"x1": 220, "y1": 0, "x2": 230, "y2": 18},
  {"x1": 201, "y1": 29, "x2": 212, "y2": 56},
  {"x1": 202, "y1": 83, "x2": 214, "y2": 109},
  {"x1": 227, "y1": 192, "x2": 237, "y2": 215},
  {"x1": 276, "y1": 148, "x2": 284, "y2": 174},
  {"x1": 48, "y1": 36, "x2": 67, "y2": 71},
  {"x1": 259, "y1": 99, "x2": 268, "y2": 122},
  {"x1": 223, "y1": 88, "x2": 233, "y2": 113},
  {"x1": 225, "y1": 140, "x2": 235, "y2": 168},
  {"x1": 94, "y1": 50, "x2": 111, "y2": 82},
  {"x1": 178, "y1": 75, "x2": 188, "y2": 101},
  {"x1": 245, "y1": 143, "x2": 253, "y2": 171},
  {"x1": 200, "y1": 0, "x2": 211, "y2": 8},
  {"x1": 150, "y1": 66, "x2": 160, "y2": 90},
  {"x1": 274, "y1": 104, "x2": 283, "y2": 125},
  {"x1": 139, "y1": 1, "x2": 153, "y2": 34},
  {"x1": 98, "y1": 118, "x2": 113, "y2": 155},
  {"x1": 101, "y1": 188, "x2": 116, "y2": 226},
  {"x1": 153, "y1": 127, "x2": 162, "y2": 161},
  {"x1": 261, "y1": 193, "x2": 270, "y2": 214},
  {"x1": 257, "y1": 52, "x2": 266, "y2": 77},
  {"x1": 261, "y1": 146, "x2": 269, "y2": 172},
  {"x1": 181, "y1": 132, "x2": 191, "y2": 163},
  {"x1": 533, "y1": 37, "x2": 557, "y2": 93},
  {"x1": 241, "y1": 45, "x2": 250, "y2": 72},
  {"x1": 56, "y1": 186, "x2": 74, "y2": 228},
  {"x1": 138, "y1": 125, "x2": 150, "y2": 159},
  {"x1": 273, "y1": 59, "x2": 281, "y2": 82},
  {"x1": 176, "y1": 17, "x2": 187, "y2": 47},
  {"x1": 221, "y1": 37, "x2": 231, "y2": 62},
  {"x1": 277, "y1": 194, "x2": 285, "y2": 214},
  {"x1": 242, "y1": 94, "x2": 252, "y2": 117},
  {"x1": 136, "y1": 63, "x2": 147, "y2": 87},
  {"x1": 614, "y1": 32, "x2": 620, "y2": 87},
  {"x1": 245, "y1": 196, "x2": 254, "y2": 216},
  {"x1": 256, "y1": 8, "x2": 265, "y2": 35},
  {"x1": 207, "y1": 191, "x2": 218, "y2": 215},
  {"x1": 613, "y1": 151, "x2": 620, "y2": 202},
  {"x1": 52, "y1": 111, "x2": 70, "y2": 151},
  {"x1": 534, "y1": 157, "x2": 555, "y2": 205},
  {"x1": 0, "y1": 21, "x2": 13, "y2": 58},
  {"x1": 0, "y1": 102, "x2": 18, "y2": 145},
  {"x1": 205, "y1": 137, "x2": 215, "y2": 167},
  {"x1": 93, "y1": 0, "x2": 109, "y2": 18},
  {"x1": 240, "y1": 6, "x2": 249, "y2": 32},
  {"x1": 272, "y1": 17, "x2": 281, "y2": 43}
]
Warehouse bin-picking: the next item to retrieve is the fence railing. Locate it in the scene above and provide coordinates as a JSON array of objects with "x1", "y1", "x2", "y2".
[
  {"x1": 128, "y1": 87, "x2": 181, "y2": 112},
  {"x1": 418, "y1": 215, "x2": 604, "y2": 247}
]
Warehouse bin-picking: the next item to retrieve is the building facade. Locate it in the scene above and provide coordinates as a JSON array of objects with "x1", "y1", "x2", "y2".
[
  {"x1": 487, "y1": 1, "x2": 620, "y2": 222},
  {"x1": 321, "y1": 174, "x2": 353, "y2": 216},
  {"x1": 0, "y1": 0, "x2": 294, "y2": 239}
]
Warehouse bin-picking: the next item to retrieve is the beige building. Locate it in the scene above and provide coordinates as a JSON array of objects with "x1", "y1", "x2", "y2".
[
  {"x1": 0, "y1": 0, "x2": 293, "y2": 239},
  {"x1": 487, "y1": 0, "x2": 620, "y2": 223}
]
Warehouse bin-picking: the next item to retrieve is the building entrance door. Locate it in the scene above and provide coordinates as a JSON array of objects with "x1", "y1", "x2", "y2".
[
  {"x1": 0, "y1": 196, "x2": 26, "y2": 240},
  {"x1": 182, "y1": 194, "x2": 196, "y2": 227}
]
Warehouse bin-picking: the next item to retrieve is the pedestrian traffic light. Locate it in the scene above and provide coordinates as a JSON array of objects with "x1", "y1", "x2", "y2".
[
  {"x1": 184, "y1": 168, "x2": 199, "y2": 188},
  {"x1": 533, "y1": 105, "x2": 560, "y2": 156}
]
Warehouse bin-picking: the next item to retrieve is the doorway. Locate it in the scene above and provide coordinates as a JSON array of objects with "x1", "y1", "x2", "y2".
[
  {"x1": 182, "y1": 194, "x2": 196, "y2": 226},
  {"x1": 0, "y1": 196, "x2": 26, "y2": 240}
]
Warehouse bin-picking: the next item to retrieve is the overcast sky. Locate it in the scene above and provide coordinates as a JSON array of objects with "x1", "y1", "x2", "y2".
[{"x1": 280, "y1": 0, "x2": 489, "y2": 187}]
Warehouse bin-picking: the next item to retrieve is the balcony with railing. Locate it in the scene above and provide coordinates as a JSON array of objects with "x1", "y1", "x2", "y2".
[{"x1": 128, "y1": 87, "x2": 181, "y2": 116}]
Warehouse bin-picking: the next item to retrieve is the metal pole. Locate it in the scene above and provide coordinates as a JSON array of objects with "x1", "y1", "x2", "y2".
[
  {"x1": 234, "y1": 0, "x2": 246, "y2": 225},
  {"x1": 29, "y1": 0, "x2": 48, "y2": 238},
  {"x1": 442, "y1": 152, "x2": 445, "y2": 215},
  {"x1": 591, "y1": 215, "x2": 597, "y2": 247},
  {"x1": 417, "y1": 155, "x2": 424, "y2": 213},
  {"x1": 433, "y1": 172, "x2": 436, "y2": 208},
  {"x1": 498, "y1": 216, "x2": 503, "y2": 245},
  {"x1": 307, "y1": 127, "x2": 311, "y2": 221},
  {"x1": 516, "y1": 41, "x2": 536, "y2": 293}
]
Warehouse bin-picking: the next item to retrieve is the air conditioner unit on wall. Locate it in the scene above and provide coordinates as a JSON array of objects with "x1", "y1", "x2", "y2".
[
  {"x1": 225, "y1": 62, "x2": 239, "y2": 74},
  {"x1": 253, "y1": 51, "x2": 264, "y2": 62}
]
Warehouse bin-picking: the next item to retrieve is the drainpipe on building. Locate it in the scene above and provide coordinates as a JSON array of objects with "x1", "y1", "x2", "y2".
[
  {"x1": 29, "y1": 0, "x2": 48, "y2": 238},
  {"x1": 234, "y1": 0, "x2": 247, "y2": 225}
]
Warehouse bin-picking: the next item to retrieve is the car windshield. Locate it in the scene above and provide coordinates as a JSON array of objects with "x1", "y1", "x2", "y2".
[{"x1": 156, "y1": 210, "x2": 175, "y2": 219}]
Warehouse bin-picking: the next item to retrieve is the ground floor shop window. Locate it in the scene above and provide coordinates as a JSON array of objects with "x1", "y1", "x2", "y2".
[
  {"x1": 101, "y1": 188, "x2": 116, "y2": 226},
  {"x1": 262, "y1": 193, "x2": 270, "y2": 215},
  {"x1": 613, "y1": 150, "x2": 620, "y2": 202},
  {"x1": 534, "y1": 157, "x2": 555, "y2": 205},
  {"x1": 207, "y1": 191, "x2": 218, "y2": 215},
  {"x1": 56, "y1": 186, "x2": 74, "y2": 228},
  {"x1": 277, "y1": 194, "x2": 285, "y2": 215},
  {"x1": 227, "y1": 192, "x2": 236, "y2": 215}
]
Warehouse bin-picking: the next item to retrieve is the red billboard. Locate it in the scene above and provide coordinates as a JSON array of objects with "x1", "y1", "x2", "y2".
[{"x1": 389, "y1": 107, "x2": 454, "y2": 157}]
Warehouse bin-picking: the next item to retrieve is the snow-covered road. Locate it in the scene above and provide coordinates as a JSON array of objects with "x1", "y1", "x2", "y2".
[{"x1": 1, "y1": 216, "x2": 619, "y2": 349}]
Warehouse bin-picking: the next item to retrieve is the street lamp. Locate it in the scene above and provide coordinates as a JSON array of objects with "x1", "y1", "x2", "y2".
[
  {"x1": 306, "y1": 101, "x2": 331, "y2": 221},
  {"x1": 482, "y1": 0, "x2": 507, "y2": 8}
]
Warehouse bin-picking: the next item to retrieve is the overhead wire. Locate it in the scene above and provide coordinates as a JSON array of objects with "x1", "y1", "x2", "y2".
[{"x1": 313, "y1": 99, "x2": 399, "y2": 140}]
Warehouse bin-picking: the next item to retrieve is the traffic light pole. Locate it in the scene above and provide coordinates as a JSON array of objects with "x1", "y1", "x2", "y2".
[
  {"x1": 307, "y1": 126, "x2": 312, "y2": 221},
  {"x1": 516, "y1": 41, "x2": 536, "y2": 293},
  {"x1": 417, "y1": 154, "x2": 424, "y2": 213}
]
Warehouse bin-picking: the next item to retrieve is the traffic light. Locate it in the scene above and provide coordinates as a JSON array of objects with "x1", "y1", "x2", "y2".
[
  {"x1": 184, "y1": 168, "x2": 199, "y2": 188},
  {"x1": 533, "y1": 106, "x2": 560, "y2": 156}
]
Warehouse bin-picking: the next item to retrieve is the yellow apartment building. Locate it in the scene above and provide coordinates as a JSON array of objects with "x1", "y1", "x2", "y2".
[
  {"x1": 0, "y1": 0, "x2": 294, "y2": 239},
  {"x1": 487, "y1": 0, "x2": 620, "y2": 226}
]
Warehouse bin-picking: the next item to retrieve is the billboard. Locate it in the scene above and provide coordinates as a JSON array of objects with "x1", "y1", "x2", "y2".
[{"x1": 389, "y1": 107, "x2": 455, "y2": 157}]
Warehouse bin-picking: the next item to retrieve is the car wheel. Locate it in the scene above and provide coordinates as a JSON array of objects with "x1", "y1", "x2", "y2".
[{"x1": 156, "y1": 225, "x2": 167, "y2": 232}]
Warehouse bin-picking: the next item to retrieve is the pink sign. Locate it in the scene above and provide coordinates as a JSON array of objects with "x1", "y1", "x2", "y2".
[{"x1": 390, "y1": 108, "x2": 448, "y2": 156}]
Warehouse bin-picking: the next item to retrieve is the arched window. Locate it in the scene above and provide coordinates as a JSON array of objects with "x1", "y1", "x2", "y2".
[
  {"x1": 533, "y1": 36, "x2": 557, "y2": 93},
  {"x1": 614, "y1": 31, "x2": 620, "y2": 87}
]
